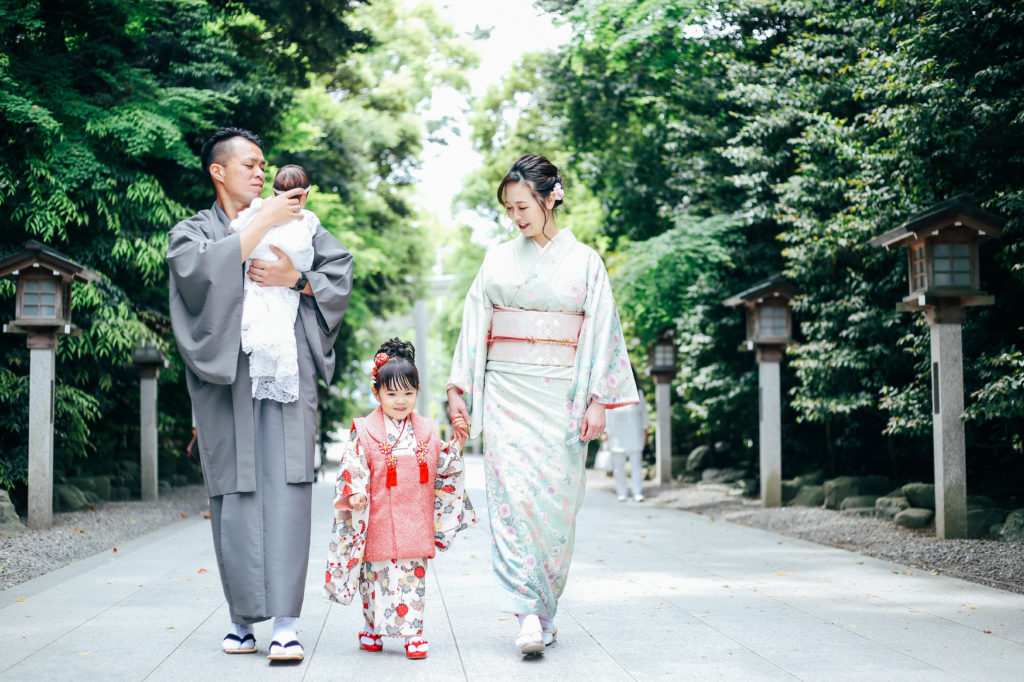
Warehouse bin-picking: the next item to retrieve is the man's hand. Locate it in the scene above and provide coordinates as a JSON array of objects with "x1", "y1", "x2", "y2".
[
  {"x1": 447, "y1": 387, "x2": 470, "y2": 446},
  {"x1": 249, "y1": 245, "x2": 300, "y2": 288},
  {"x1": 258, "y1": 187, "x2": 305, "y2": 227},
  {"x1": 239, "y1": 187, "x2": 304, "y2": 261}
]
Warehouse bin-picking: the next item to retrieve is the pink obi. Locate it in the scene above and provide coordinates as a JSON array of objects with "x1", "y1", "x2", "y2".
[{"x1": 486, "y1": 306, "x2": 584, "y2": 367}]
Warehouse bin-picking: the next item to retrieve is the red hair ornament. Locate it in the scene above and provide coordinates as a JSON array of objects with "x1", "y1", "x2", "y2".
[{"x1": 370, "y1": 352, "x2": 390, "y2": 385}]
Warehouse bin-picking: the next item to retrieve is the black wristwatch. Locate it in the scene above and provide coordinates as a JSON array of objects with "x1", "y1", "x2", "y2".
[{"x1": 291, "y1": 272, "x2": 308, "y2": 291}]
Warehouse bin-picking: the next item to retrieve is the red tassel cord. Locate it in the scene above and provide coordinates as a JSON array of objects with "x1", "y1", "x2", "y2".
[
  {"x1": 416, "y1": 442, "x2": 430, "y2": 483},
  {"x1": 383, "y1": 443, "x2": 398, "y2": 488}
]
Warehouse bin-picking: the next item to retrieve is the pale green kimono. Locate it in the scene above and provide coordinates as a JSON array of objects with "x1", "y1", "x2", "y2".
[{"x1": 448, "y1": 230, "x2": 637, "y2": 618}]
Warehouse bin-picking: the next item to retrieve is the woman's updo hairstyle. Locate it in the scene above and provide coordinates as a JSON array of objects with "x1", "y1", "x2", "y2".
[
  {"x1": 497, "y1": 153, "x2": 564, "y2": 216},
  {"x1": 372, "y1": 338, "x2": 419, "y2": 392}
]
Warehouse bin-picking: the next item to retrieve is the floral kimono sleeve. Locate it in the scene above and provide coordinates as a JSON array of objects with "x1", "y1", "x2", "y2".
[
  {"x1": 446, "y1": 262, "x2": 492, "y2": 440},
  {"x1": 433, "y1": 439, "x2": 477, "y2": 551},
  {"x1": 324, "y1": 430, "x2": 370, "y2": 604}
]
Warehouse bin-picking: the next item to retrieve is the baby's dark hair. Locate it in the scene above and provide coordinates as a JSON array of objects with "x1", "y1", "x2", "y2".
[
  {"x1": 273, "y1": 164, "x2": 310, "y2": 193},
  {"x1": 373, "y1": 338, "x2": 419, "y2": 391}
]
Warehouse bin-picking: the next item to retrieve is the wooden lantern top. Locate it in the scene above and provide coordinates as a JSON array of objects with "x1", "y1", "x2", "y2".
[
  {"x1": 870, "y1": 196, "x2": 1005, "y2": 320},
  {"x1": 0, "y1": 240, "x2": 101, "y2": 285},
  {"x1": 723, "y1": 274, "x2": 799, "y2": 309},
  {"x1": 724, "y1": 275, "x2": 800, "y2": 351},
  {"x1": 648, "y1": 327, "x2": 677, "y2": 378},
  {"x1": 869, "y1": 195, "x2": 1004, "y2": 251}
]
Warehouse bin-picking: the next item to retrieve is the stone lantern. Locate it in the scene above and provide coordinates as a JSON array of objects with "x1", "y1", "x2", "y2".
[
  {"x1": 870, "y1": 195, "x2": 1005, "y2": 538},
  {"x1": 0, "y1": 240, "x2": 100, "y2": 529},
  {"x1": 131, "y1": 344, "x2": 167, "y2": 502},
  {"x1": 724, "y1": 275, "x2": 799, "y2": 508},
  {"x1": 648, "y1": 329, "x2": 677, "y2": 484}
]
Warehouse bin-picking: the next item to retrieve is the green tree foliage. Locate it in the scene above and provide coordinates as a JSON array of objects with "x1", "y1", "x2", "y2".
[
  {"x1": 513, "y1": 0, "x2": 1023, "y2": 484},
  {"x1": 0, "y1": 0, "x2": 473, "y2": 504}
]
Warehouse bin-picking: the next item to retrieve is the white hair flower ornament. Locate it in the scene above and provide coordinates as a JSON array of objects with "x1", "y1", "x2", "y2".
[{"x1": 552, "y1": 182, "x2": 565, "y2": 201}]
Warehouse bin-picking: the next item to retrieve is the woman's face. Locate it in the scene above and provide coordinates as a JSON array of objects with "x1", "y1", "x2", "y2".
[
  {"x1": 374, "y1": 382, "x2": 418, "y2": 421},
  {"x1": 504, "y1": 181, "x2": 555, "y2": 243}
]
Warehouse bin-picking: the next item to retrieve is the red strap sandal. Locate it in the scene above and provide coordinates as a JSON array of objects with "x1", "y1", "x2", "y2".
[
  {"x1": 358, "y1": 632, "x2": 383, "y2": 651},
  {"x1": 404, "y1": 637, "x2": 429, "y2": 659}
]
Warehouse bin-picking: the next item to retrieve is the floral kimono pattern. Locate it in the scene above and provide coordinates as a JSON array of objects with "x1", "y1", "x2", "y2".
[
  {"x1": 324, "y1": 417, "x2": 475, "y2": 635},
  {"x1": 447, "y1": 230, "x2": 637, "y2": 618}
]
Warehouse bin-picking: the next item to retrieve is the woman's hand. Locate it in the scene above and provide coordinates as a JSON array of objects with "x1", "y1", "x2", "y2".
[
  {"x1": 249, "y1": 245, "x2": 299, "y2": 288},
  {"x1": 448, "y1": 387, "x2": 470, "y2": 446},
  {"x1": 580, "y1": 401, "x2": 606, "y2": 442}
]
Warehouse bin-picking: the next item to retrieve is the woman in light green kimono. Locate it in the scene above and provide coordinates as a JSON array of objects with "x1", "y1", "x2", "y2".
[{"x1": 447, "y1": 154, "x2": 638, "y2": 656}]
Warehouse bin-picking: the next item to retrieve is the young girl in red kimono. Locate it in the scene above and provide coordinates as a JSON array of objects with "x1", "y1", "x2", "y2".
[{"x1": 324, "y1": 338, "x2": 475, "y2": 659}]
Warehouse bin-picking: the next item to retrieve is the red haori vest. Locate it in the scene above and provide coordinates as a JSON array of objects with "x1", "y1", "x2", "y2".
[{"x1": 353, "y1": 408, "x2": 441, "y2": 562}]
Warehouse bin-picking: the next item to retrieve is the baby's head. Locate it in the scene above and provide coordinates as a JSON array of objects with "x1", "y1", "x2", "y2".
[{"x1": 273, "y1": 164, "x2": 311, "y2": 207}]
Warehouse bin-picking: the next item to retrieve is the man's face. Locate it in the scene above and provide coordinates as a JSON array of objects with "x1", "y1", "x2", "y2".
[{"x1": 211, "y1": 138, "x2": 266, "y2": 206}]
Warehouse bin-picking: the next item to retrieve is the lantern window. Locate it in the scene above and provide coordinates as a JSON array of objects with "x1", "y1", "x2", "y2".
[
  {"x1": 932, "y1": 243, "x2": 970, "y2": 287},
  {"x1": 653, "y1": 343, "x2": 675, "y2": 368},
  {"x1": 23, "y1": 279, "x2": 58, "y2": 318},
  {"x1": 911, "y1": 244, "x2": 927, "y2": 291},
  {"x1": 759, "y1": 306, "x2": 787, "y2": 338}
]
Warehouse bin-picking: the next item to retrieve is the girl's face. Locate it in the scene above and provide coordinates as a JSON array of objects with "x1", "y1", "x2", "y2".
[
  {"x1": 374, "y1": 382, "x2": 418, "y2": 421},
  {"x1": 504, "y1": 181, "x2": 556, "y2": 245}
]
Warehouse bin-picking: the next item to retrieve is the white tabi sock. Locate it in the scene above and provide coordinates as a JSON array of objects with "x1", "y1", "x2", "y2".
[
  {"x1": 272, "y1": 616, "x2": 298, "y2": 643},
  {"x1": 228, "y1": 622, "x2": 254, "y2": 638}
]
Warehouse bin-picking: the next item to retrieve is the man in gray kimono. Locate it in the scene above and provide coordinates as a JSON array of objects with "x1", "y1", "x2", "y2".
[{"x1": 167, "y1": 128, "x2": 353, "y2": 661}]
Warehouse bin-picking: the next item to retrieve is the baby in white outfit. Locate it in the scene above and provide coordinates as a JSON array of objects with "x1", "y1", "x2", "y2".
[{"x1": 229, "y1": 164, "x2": 318, "y2": 402}]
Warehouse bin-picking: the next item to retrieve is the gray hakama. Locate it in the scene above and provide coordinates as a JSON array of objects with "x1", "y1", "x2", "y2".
[{"x1": 168, "y1": 202, "x2": 352, "y2": 624}]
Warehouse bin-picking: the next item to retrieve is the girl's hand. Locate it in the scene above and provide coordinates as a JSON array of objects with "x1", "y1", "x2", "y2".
[
  {"x1": 580, "y1": 401, "x2": 606, "y2": 442},
  {"x1": 447, "y1": 387, "x2": 470, "y2": 446},
  {"x1": 333, "y1": 492, "x2": 367, "y2": 511},
  {"x1": 249, "y1": 245, "x2": 299, "y2": 288}
]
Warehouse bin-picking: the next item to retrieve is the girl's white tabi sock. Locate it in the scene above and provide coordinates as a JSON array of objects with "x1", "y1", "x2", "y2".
[
  {"x1": 517, "y1": 613, "x2": 541, "y2": 633},
  {"x1": 272, "y1": 616, "x2": 298, "y2": 642},
  {"x1": 228, "y1": 622, "x2": 254, "y2": 638},
  {"x1": 538, "y1": 615, "x2": 554, "y2": 630},
  {"x1": 361, "y1": 623, "x2": 375, "y2": 635}
]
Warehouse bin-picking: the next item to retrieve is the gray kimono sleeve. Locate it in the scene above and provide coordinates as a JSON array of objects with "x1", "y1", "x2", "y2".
[
  {"x1": 167, "y1": 215, "x2": 245, "y2": 384},
  {"x1": 298, "y1": 220, "x2": 354, "y2": 383}
]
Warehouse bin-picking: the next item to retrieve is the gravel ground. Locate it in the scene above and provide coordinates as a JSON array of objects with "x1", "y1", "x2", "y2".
[
  {"x1": 589, "y1": 470, "x2": 1024, "y2": 595},
  {"x1": 3, "y1": 475, "x2": 1022, "y2": 596},
  {"x1": 0, "y1": 485, "x2": 210, "y2": 592}
]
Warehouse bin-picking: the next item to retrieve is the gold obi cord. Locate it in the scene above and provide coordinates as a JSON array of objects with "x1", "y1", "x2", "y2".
[{"x1": 486, "y1": 306, "x2": 584, "y2": 367}]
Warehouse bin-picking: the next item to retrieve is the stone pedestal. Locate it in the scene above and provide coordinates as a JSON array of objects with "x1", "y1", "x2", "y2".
[
  {"x1": 28, "y1": 341, "x2": 56, "y2": 529},
  {"x1": 653, "y1": 375, "x2": 673, "y2": 484},
  {"x1": 0, "y1": 490, "x2": 27, "y2": 536},
  {"x1": 757, "y1": 349, "x2": 783, "y2": 508},
  {"x1": 139, "y1": 369, "x2": 159, "y2": 502},
  {"x1": 930, "y1": 321, "x2": 967, "y2": 539}
]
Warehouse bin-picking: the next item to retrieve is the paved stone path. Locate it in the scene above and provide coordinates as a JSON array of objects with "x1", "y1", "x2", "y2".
[{"x1": 2, "y1": 455, "x2": 1023, "y2": 680}]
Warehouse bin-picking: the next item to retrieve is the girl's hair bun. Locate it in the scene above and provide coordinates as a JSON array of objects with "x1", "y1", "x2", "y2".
[{"x1": 377, "y1": 337, "x2": 415, "y2": 363}]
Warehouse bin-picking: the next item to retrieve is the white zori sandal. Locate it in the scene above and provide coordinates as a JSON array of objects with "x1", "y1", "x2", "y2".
[
  {"x1": 222, "y1": 632, "x2": 257, "y2": 654},
  {"x1": 267, "y1": 639, "x2": 304, "y2": 661}
]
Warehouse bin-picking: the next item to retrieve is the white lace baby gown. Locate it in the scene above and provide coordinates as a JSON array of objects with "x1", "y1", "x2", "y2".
[{"x1": 229, "y1": 198, "x2": 317, "y2": 402}]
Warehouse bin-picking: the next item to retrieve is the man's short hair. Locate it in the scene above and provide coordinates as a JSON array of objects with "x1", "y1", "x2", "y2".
[{"x1": 200, "y1": 127, "x2": 264, "y2": 178}]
